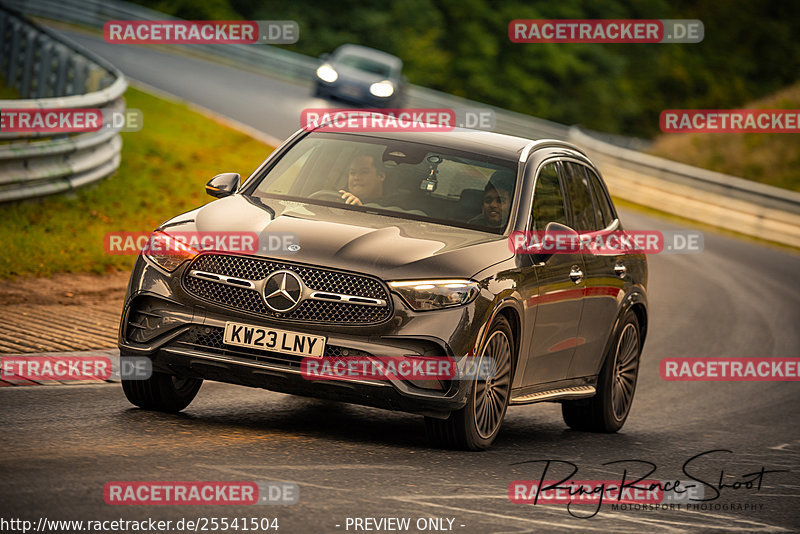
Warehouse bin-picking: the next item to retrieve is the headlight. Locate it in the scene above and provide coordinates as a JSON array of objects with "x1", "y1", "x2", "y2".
[
  {"x1": 369, "y1": 81, "x2": 394, "y2": 97},
  {"x1": 143, "y1": 231, "x2": 199, "y2": 272},
  {"x1": 316, "y1": 64, "x2": 338, "y2": 83},
  {"x1": 388, "y1": 279, "x2": 480, "y2": 311}
]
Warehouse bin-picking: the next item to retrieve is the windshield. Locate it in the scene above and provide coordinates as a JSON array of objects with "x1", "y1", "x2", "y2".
[
  {"x1": 335, "y1": 54, "x2": 394, "y2": 77},
  {"x1": 249, "y1": 133, "x2": 518, "y2": 233}
]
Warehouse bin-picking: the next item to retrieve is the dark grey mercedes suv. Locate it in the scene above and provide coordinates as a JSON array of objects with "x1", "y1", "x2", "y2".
[{"x1": 119, "y1": 122, "x2": 648, "y2": 450}]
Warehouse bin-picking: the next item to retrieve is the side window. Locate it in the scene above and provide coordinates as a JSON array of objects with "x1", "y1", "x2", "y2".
[
  {"x1": 562, "y1": 162, "x2": 599, "y2": 232},
  {"x1": 531, "y1": 162, "x2": 567, "y2": 231},
  {"x1": 585, "y1": 167, "x2": 616, "y2": 227}
]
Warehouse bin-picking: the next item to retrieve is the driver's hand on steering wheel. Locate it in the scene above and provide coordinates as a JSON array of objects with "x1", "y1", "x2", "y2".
[{"x1": 339, "y1": 190, "x2": 363, "y2": 206}]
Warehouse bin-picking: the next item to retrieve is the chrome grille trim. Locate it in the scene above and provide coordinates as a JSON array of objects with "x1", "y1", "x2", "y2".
[
  {"x1": 182, "y1": 254, "x2": 393, "y2": 324},
  {"x1": 189, "y1": 270, "x2": 256, "y2": 289},
  {"x1": 308, "y1": 291, "x2": 386, "y2": 307},
  {"x1": 187, "y1": 270, "x2": 388, "y2": 307}
]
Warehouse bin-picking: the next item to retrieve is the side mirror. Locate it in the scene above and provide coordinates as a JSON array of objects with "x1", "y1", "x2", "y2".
[
  {"x1": 205, "y1": 173, "x2": 240, "y2": 198},
  {"x1": 524, "y1": 221, "x2": 579, "y2": 264}
]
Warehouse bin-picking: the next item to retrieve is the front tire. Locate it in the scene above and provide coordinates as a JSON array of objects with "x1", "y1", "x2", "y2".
[
  {"x1": 122, "y1": 370, "x2": 202, "y2": 413},
  {"x1": 562, "y1": 310, "x2": 641, "y2": 432},
  {"x1": 425, "y1": 315, "x2": 514, "y2": 450}
]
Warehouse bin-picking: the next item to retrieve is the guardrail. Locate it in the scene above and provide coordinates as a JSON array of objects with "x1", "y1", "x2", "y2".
[
  {"x1": 6, "y1": 0, "x2": 800, "y2": 246},
  {"x1": 569, "y1": 128, "x2": 800, "y2": 247},
  {"x1": 0, "y1": 5, "x2": 127, "y2": 202},
  {"x1": 1, "y1": 0, "x2": 317, "y2": 82}
]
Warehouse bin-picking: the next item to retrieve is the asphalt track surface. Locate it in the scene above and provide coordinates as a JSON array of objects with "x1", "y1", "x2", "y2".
[{"x1": 2, "y1": 28, "x2": 800, "y2": 533}]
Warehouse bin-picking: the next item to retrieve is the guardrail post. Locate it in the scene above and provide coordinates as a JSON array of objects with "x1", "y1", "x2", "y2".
[
  {"x1": 20, "y1": 27, "x2": 37, "y2": 97},
  {"x1": 7, "y1": 19, "x2": 21, "y2": 86}
]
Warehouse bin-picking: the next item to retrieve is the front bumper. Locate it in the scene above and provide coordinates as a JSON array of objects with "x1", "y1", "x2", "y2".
[{"x1": 119, "y1": 255, "x2": 490, "y2": 418}]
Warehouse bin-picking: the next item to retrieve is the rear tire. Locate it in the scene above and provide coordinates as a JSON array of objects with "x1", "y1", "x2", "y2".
[
  {"x1": 562, "y1": 310, "x2": 641, "y2": 432},
  {"x1": 122, "y1": 370, "x2": 202, "y2": 413},
  {"x1": 425, "y1": 315, "x2": 514, "y2": 450}
]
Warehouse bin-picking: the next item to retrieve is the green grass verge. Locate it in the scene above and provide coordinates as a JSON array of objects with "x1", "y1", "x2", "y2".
[
  {"x1": 649, "y1": 81, "x2": 800, "y2": 193},
  {"x1": 0, "y1": 87, "x2": 274, "y2": 278}
]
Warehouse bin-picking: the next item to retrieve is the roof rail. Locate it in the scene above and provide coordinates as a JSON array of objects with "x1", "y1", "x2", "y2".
[{"x1": 519, "y1": 139, "x2": 588, "y2": 162}]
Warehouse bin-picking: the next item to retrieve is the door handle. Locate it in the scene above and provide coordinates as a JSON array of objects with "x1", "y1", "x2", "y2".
[
  {"x1": 569, "y1": 265, "x2": 583, "y2": 284},
  {"x1": 614, "y1": 262, "x2": 627, "y2": 279}
]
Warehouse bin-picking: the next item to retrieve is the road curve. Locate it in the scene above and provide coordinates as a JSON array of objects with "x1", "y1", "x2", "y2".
[{"x1": 2, "y1": 26, "x2": 799, "y2": 533}]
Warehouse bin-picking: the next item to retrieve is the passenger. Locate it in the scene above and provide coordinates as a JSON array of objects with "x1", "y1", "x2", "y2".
[{"x1": 469, "y1": 170, "x2": 514, "y2": 227}]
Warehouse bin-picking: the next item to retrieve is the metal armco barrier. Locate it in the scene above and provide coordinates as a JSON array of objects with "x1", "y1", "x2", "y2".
[
  {"x1": 569, "y1": 128, "x2": 800, "y2": 248},
  {"x1": 6, "y1": 0, "x2": 800, "y2": 247},
  {"x1": 0, "y1": 5, "x2": 127, "y2": 202}
]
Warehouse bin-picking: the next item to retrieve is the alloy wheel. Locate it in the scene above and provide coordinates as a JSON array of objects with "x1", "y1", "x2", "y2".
[
  {"x1": 473, "y1": 330, "x2": 512, "y2": 439},
  {"x1": 611, "y1": 323, "x2": 639, "y2": 421}
]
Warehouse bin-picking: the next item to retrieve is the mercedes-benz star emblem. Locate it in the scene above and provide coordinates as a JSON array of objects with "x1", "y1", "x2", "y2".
[{"x1": 263, "y1": 270, "x2": 303, "y2": 313}]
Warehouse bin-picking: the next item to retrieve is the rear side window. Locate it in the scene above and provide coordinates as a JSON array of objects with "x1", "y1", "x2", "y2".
[
  {"x1": 531, "y1": 162, "x2": 567, "y2": 231},
  {"x1": 561, "y1": 162, "x2": 599, "y2": 232},
  {"x1": 585, "y1": 167, "x2": 616, "y2": 227}
]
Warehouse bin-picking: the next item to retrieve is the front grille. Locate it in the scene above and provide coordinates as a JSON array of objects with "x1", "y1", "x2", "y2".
[
  {"x1": 174, "y1": 325, "x2": 370, "y2": 368},
  {"x1": 182, "y1": 254, "x2": 392, "y2": 325}
]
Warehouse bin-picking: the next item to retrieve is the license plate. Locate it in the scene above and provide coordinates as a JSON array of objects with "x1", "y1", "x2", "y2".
[{"x1": 223, "y1": 322, "x2": 326, "y2": 358}]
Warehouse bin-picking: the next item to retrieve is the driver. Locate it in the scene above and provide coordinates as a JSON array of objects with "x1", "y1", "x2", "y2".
[
  {"x1": 339, "y1": 153, "x2": 386, "y2": 206},
  {"x1": 469, "y1": 170, "x2": 514, "y2": 227}
]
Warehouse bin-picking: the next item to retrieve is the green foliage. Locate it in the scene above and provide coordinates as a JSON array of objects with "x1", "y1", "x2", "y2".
[
  {"x1": 649, "y1": 81, "x2": 800, "y2": 192},
  {"x1": 155, "y1": 0, "x2": 799, "y2": 138},
  {"x1": 131, "y1": 0, "x2": 240, "y2": 20}
]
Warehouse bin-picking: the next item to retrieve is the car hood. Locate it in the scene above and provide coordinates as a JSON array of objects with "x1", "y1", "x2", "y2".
[{"x1": 160, "y1": 195, "x2": 511, "y2": 280}]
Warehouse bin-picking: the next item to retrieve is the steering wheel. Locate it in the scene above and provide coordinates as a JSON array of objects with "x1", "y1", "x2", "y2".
[{"x1": 307, "y1": 189, "x2": 345, "y2": 202}]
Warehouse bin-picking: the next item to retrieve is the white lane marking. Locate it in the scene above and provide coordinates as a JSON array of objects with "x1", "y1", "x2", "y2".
[
  {"x1": 386, "y1": 496, "x2": 615, "y2": 533},
  {"x1": 198, "y1": 465, "x2": 790, "y2": 532},
  {"x1": 386, "y1": 494, "x2": 789, "y2": 533},
  {"x1": 198, "y1": 464, "x2": 345, "y2": 491}
]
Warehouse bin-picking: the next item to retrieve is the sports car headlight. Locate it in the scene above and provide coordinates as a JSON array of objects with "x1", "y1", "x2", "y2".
[
  {"x1": 143, "y1": 231, "x2": 199, "y2": 272},
  {"x1": 388, "y1": 279, "x2": 480, "y2": 311},
  {"x1": 369, "y1": 81, "x2": 394, "y2": 97},
  {"x1": 316, "y1": 64, "x2": 338, "y2": 83}
]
